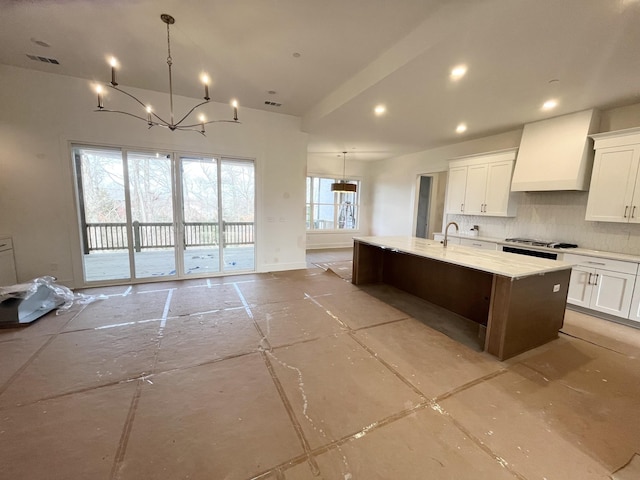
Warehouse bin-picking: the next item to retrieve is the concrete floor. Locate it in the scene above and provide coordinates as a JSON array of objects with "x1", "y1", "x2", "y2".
[{"x1": 1, "y1": 249, "x2": 639, "y2": 479}]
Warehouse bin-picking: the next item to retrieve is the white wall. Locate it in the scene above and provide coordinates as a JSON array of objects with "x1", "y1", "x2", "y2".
[
  {"x1": 0, "y1": 65, "x2": 308, "y2": 287},
  {"x1": 305, "y1": 153, "x2": 371, "y2": 249},
  {"x1": 368, "y1": 130, "x2": 523, "y2": 236}
]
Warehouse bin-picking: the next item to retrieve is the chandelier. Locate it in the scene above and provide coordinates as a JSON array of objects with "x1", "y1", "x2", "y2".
[
  {"x1": 331, "y1": 151, "x2": 357, "y2": 192},
  {"x1": 94, "y1": 13, "x2": 239, "y2": 135}
]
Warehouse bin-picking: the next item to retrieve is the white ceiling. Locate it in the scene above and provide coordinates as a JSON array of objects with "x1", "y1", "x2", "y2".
[{"x1": 2, "y1": 0, "x2": 640, "y2": 161}]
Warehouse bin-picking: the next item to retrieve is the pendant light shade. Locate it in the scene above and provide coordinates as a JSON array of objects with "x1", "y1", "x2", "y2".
[
  {"x1": 331, "y1": 181, "x2": 357, "y2": 192},
  {"x1": 331, "y1": 151, "x2": 357, "y2": 193}
]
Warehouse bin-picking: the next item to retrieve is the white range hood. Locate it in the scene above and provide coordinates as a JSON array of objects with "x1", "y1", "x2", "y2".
[{"x1": 511, "y1": 109, "x2": 600, "y2": 192}]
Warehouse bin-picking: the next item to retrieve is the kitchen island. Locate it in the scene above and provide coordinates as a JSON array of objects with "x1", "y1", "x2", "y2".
[{"x1": 352, "y1": 236, "x2": 573, "y2": 360}]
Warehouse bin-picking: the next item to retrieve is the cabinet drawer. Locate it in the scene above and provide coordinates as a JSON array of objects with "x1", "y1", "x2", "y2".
[
  {"x1": 562, "y1": 253, "x2": 638, "y2": 275},
  {"x1": 459, "y1": 238, "x2": 497, "y2": 250},
  {"x1": 0, "y1": 238, "x2": 13, "y2": 253}
]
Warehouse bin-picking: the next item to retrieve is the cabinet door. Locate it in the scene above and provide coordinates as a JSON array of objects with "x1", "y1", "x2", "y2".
[
  {"x1": 445, "y1": 166, "x2": 467, "y2": 214},
  {"x1": 589, "y1": 269, "x2": 636, "y2": 318},
  {"x1": 629, "y1": 277, "x2": 640, "y2": 323},
  {"x1": 484, "y1": 160, "x2": 514, "y2": 216},
  {"x1": 463, "y1": 164, "x2": 488, "y2": 215},
  {"x1": 631, "y1": 166, "x2": 640, "y2": 224},
  {"x1": 567, "y1": 266, "x2": 594, "y2": 307},
  {"x1": 585, "y1": 145, "x2": 640, "y2": 222}
]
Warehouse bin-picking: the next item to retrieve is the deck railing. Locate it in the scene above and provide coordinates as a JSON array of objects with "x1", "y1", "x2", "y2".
[{"x1": 84, "y1": 221, "x2": 254, "y2": 254}]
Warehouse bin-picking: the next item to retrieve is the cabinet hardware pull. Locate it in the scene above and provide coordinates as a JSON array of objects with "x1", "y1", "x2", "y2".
[
  {"x1": 633, "y1": 206, "x2": 637, "y2": 218},
  {"x1": 594, "y1": 273, "x2": 599, "y2": 286},
  {"x1": 624, "y1": 205, "x2": 629, "y2": 218},
  {"x1": 585, "y1": 261, "x2": 606, "y2": 266},
  {"x1": 587, "y1": 272, "x2": 593, "y2": 285},
  {"x1": 460, "y1": 203, "x2": 464, "y2": 212},
  {"x1": 0, "y1": 243, "x2": 6, "y2": 248}
]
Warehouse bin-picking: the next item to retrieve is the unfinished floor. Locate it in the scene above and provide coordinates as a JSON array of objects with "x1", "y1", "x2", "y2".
[{"x1": 1, "y1": 250, "x2": 639, "y2": 479}]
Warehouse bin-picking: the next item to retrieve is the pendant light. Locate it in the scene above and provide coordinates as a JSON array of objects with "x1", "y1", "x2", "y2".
[{"x1": 331, "y1": 151, "x2": 357, "y2": 192}]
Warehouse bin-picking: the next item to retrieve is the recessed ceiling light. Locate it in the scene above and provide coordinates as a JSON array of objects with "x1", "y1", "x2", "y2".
[
  {"x1": 374, "y1": 104, "x2": 386, "y2": 116},
  {"x1": 450, "y1": 65, "x2": 467, "y2": 80},
  {"x1": 542, "y1": 99, "x2": 558, "y2": 110},
  {"x1": 456, "y1": 123, "x2": 467, "y2": 134}
]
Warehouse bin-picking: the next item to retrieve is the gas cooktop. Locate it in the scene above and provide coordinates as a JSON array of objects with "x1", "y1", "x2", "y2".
[{"x1": 504, "y1": 238, "x2": 578, "y2": 249}]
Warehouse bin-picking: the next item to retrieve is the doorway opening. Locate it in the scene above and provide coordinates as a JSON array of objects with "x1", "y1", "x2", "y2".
[{"x1": 414, "y1": 172, "x2": 446, "y2": 240}]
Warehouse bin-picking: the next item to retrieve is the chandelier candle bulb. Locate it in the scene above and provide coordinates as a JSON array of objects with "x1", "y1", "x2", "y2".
[
  {"x1": 109, "y1": 57, "x2": 118, "y2": 86},
  {"x1": 201, "y1": 74, "x2": 210, "y2": 100},
  {"x1": 232, "y1": 100, "x2": 238, "y2": 121},
  {"x1": 146, "y1": 106, "x2": 152, "y2": 125},
  {"x1": 96, "y1": 85, "x2": 104, "y2": 109}
]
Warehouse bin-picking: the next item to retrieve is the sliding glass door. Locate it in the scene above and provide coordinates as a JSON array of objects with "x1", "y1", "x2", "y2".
[
  {"x1": 128, "y1": 152, "x2": 176, "y2": 279},
  {"x1": 179, "y1": 156, "x2": 255, "y2": 275},
  {"x1": 73, "y1": 146, "x2": 255, "y2": 284}
]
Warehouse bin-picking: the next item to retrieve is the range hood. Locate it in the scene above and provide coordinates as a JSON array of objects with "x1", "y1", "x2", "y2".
[{"x1": 511, "y1": 109, "x2": 600, "y2": 191}]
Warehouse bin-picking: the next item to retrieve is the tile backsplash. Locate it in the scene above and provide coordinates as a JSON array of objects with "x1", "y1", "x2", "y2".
[{"x1": 446, "y1": 191, "x2": 640, "y2": 256}]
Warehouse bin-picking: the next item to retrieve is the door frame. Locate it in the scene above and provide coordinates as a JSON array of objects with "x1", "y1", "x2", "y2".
[{"x1": 70, "y1": 143, "x2": 256, "y2": 287}]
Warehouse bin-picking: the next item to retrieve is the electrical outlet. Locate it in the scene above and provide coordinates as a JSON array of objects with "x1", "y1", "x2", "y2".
[{"x1": 553, "y1": 284, "x2": 560, "y2": 292}]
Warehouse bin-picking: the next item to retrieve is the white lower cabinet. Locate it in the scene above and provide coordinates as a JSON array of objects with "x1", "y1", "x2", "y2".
[
  {"x1": 564, "y1": 253, "x2": 638, "y2": 319},
  {"x1": 630, "y1": 278, "x2": 640, "y2": 323}
]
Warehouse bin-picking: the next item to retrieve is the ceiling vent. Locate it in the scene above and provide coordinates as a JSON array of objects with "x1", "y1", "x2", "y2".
[
  {"x1": 26, "y1": 54, "x2": 60, "y2": 65},
  {"x1": 264, "y1": 101, "x2": 282, "y2": 107}
]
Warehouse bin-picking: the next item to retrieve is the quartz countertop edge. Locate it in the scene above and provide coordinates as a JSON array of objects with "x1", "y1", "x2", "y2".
[
  {"x1": 432, "y1": 233, "x2": 640, "y2": 263},
  {"x1": 354, "y1": 236, "x2": 572, "y2": 279}
]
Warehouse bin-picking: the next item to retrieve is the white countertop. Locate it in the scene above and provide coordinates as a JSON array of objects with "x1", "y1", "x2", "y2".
[
  {"x1": 354, "y1": 236, "x2": 572, "y2": 279},
  {"x1": 433, "y1": 233, "x2": 640, "y2": 264}
]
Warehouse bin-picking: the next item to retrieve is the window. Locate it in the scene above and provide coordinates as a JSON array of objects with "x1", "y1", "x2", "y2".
[{"x1": 306, "y1": 176, "x2": 359, "y2": 230}]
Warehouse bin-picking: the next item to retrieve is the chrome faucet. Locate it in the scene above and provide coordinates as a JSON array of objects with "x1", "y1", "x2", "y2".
[{"x1": 443, "y1": 221, "x2": 459, "y2": 247}]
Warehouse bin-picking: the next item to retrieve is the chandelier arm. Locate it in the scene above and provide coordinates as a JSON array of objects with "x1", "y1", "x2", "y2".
[
  {"x1": 180, "y1": 119, "x2": 241, "y2": 128},
  {"x1": 94, "y1": 109, "x2": 158, "y2": 124},
  {"x1": 173, "y1": 100, "x2": 211, "y2": 127},
  {"x1": 105, "y1": 85, "x2": 172, "y2": 127}
]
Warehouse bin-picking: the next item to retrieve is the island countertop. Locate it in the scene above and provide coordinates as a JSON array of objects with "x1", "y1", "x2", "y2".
[{"x1": 353, "y1": 236, "x2": 572, "y2": 279}]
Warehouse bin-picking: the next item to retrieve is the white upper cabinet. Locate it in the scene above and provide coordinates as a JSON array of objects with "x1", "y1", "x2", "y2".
[
  {"x1": 445, "y1": 149, "x2": 518, "y2": 217},
  {"x1": 586, "y1": 128, "x2": 640, "y2": 223},
  {"x1": 445, "y1": 165, "x2": 468, "y2": 214},
  {"x1": 463, "y1": 164, "x2": 488, "y2": 215}
]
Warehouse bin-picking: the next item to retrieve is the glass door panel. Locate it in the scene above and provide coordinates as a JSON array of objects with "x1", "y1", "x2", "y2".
[
  {"x1": 221, "y1": 159, "x2": 255, "y2": 272},
  {"x1": 180, "y1": 157, "x2": 221, "y2": 276},
  {"x1": 74, "y1": 146, "x2": 131, "y2": 282},
  {"x1": 127, "y1": 151, "x2": 176, "y2": 279}
]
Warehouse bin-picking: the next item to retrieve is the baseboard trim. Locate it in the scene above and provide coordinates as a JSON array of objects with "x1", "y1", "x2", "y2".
[
  {"x1": 258, "y1": 262, "x2": 308, "y2": 273},
  {"x1": 566, "y1": 305, "x2": 640, "y2": 330}
]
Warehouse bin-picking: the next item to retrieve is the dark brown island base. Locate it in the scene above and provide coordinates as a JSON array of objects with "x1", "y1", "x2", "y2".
[{"x1": 352, "y1": 236, "x2": 573, "y2": 361}]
